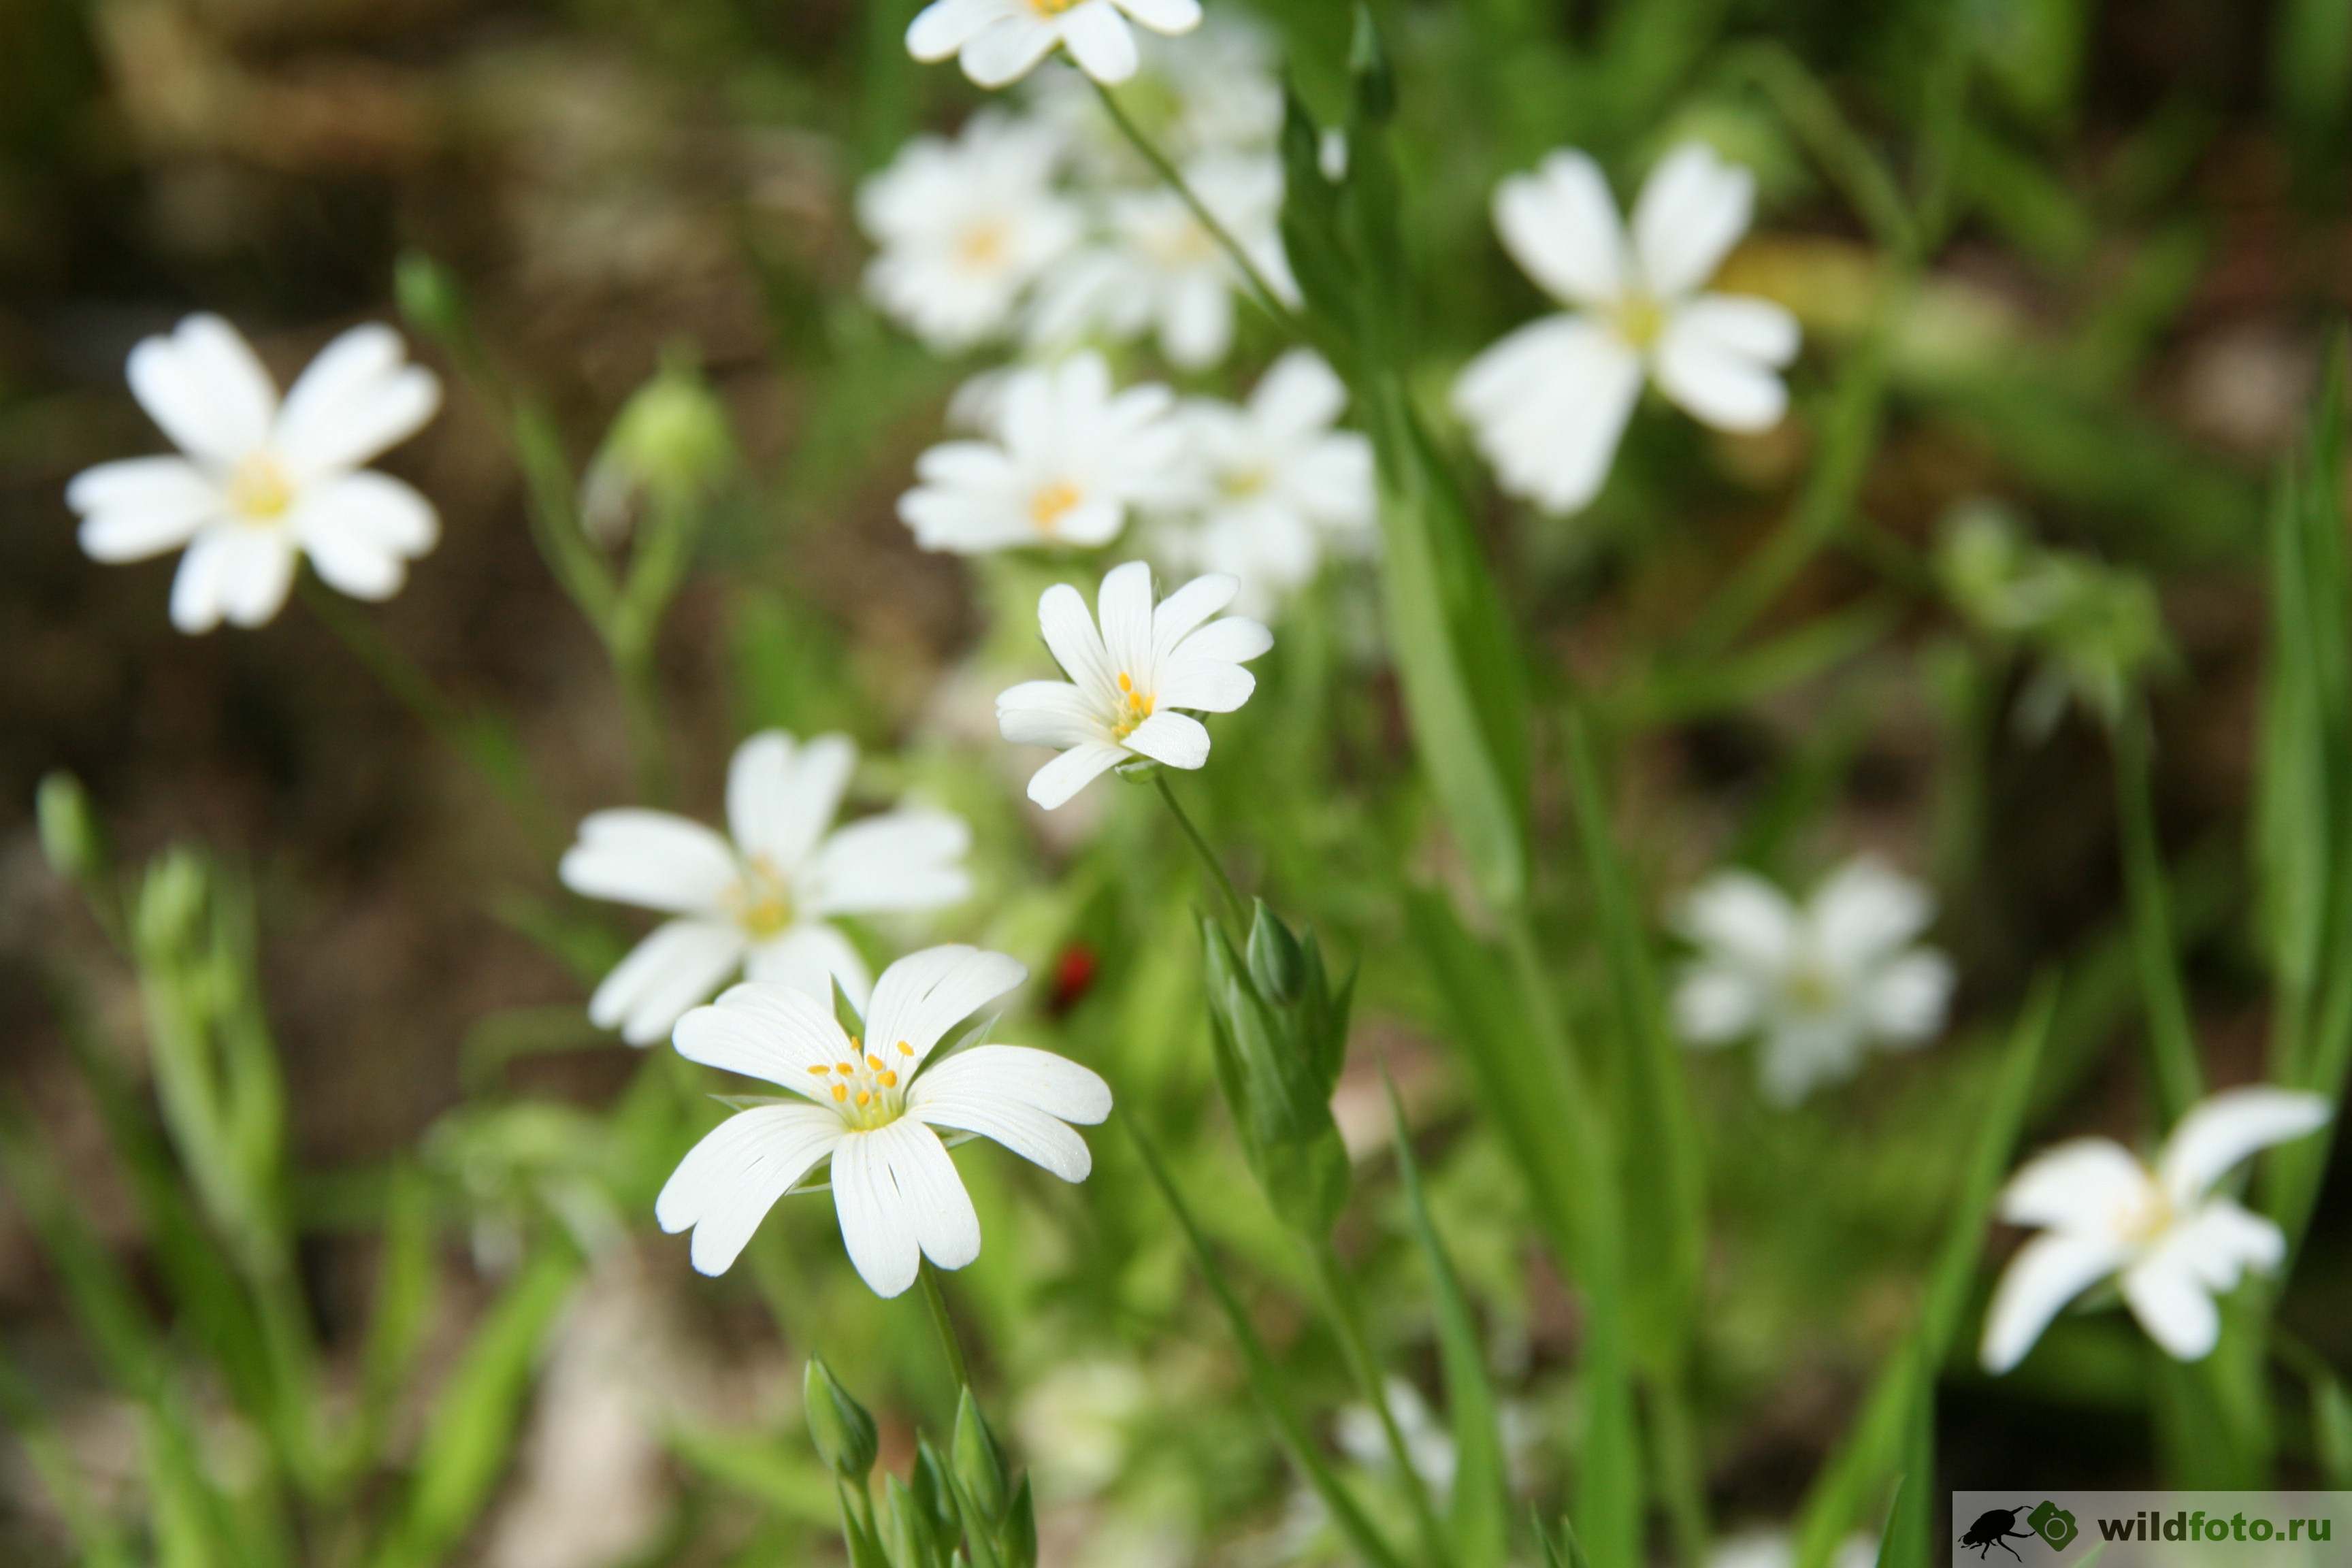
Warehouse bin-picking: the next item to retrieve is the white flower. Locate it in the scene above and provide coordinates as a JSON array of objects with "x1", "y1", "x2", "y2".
[
  {"x1": 996, "y1": 559, "x2": 1270, "y2": 808},
  {"x1": 68, "y1": 314, "x2": 442, "y2": 633},
  {"x1": 1158, "y1": 350, "x2": 1375, "y2": 610},
  {"x1": 898, "y1": 353, "x2": 1183, "y2": 553},
  {"x1": 1031, "y1": 151, "x2": 1295, "y2": 370},
  {"x1": 858, "y1": 112, "x2": 1081, "y2": 354},
  {"x1": 1980, "y1": 1086, "x2": 2331, "y2": 1372},
  {"x1": 1709, "y1": 1529, "x2": 1879, "y2": 1568},
  {"x1": 1671, "y1": 856, "x2": 1955, "y2": 1105},
  {"x1": 655, "y1": 945, "x2": 1111, "y2": 1294},
  {"x1": 561, "y1": 731, "x2": 970, "y2": 1045},
  {"x1": 906, "y1": 0, "x2": 1202, "y2": 88},
  {"x1": 1024, "y1": 13, "x2": 1282, "y2": 178},
  {"x1": 1454, "y1": 142, "x2": 1800, "y2": 514}
]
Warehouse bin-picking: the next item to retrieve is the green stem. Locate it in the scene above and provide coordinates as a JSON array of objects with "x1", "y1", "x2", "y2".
[
  {"x1": 1090, "y1": 77, "x2": 1308, "y2": 340},
  {"x1": 1154, "y1": 772, "x2": 1250, "y2": 931},
  {"x1": 1309, "y1": 1241, "x2": 1451, "y2": 1568},
  {"x1": 2114, "y1": 702, "x2": 2204, "y2": 1126},
  {"x1": 917, "y1": 1261, "x2": 971, "y2": 1393},
  {"x1": 297, "y1": 578, "x2": 559, "y2": 855}
]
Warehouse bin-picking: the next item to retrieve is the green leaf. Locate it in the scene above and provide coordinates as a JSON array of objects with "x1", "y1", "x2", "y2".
[
  {"x1": 2112, "y1": 704, "x2": 2204, "y2": 1127},
  {"x1": 372, "y1": 1244, "x2": 579, "y2": 1568},
  {"x1": 1388, "y1": 1081, "x2": 1509, "y2": 1568},
  {"x1": 2315, "y1": 1375, "x2": 2352, "y2": 1488},
  {"x1": 1794, "y1": 981, "x2": 2055, "y2": 1568},
  {"x1": 1126, "y1": 1124, "x2": 1411, "y2": 1568},
  {"x1": 663, "y1": 1424, "x2": 837, "y2": 1526}
]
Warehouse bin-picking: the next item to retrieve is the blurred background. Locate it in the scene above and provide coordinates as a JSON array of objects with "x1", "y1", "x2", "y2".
[{"x1": 3, "y1": 0, "x2": 2351, "y2": 1565}]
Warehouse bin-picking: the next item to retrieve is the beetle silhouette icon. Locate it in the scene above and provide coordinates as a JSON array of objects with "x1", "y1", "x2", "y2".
[{"x1": 1959, "y1": 1507, "x2": 2037, "y2": 1560}]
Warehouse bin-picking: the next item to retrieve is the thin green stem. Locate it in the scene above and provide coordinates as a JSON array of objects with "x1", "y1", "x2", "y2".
[
  {"x1": 1154, "y1": 772, "x2": 1250, "y2": 931},
  {"x1": 917, "y1": 1261, "x2": 971, "y2": 1393},
  {"x1": 2114, "y1": 702, "x2": 2204, "y2": 1126},
  {"x1": 1309, "y1": 1240, "x2": 1451, "y2": 1568},
  {"x1": 1090, "y1": 78, "x2": 1308, "y2": 341}
]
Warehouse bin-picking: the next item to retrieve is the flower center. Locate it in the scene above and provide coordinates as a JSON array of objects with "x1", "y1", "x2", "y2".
[
  {"x1": 1029, "y1": 479, "x2": 1083, "y2": 535},
  {"x1": 2117, "y1": 1175, "x2": 2174, "y2": 1248},
  {"x1": 226, "y1": 453, "x2": 296, "y2": 523},
  {"x1": 1612, "y1": 291, "x2": 1667, "y2": 350},
  {"x1": 727, "y1": 855, "x2": 795, "y2": 939},
  {"x1": 1111, "y1": 671, "x2": 1155, "y2": 740},
  {"x1": 957, "y1": 220, "x2": 1010, "y2": 270},
  {"x1": 808, "y1": 1035, "x2": 916, "y2": 1130},
  {"x1": 1220, "y1": 463, "x2": 1271, "y2": 501},
  {"x1": 1028, "y1": 0, "x2": 1083, "y2": 13},
  {"x1": 1145, "y1": 216, "x2": 1220, "y2": 270},
  {"x1": 1782, "y1": 958, "x2": 1839, "y2": 1017}
]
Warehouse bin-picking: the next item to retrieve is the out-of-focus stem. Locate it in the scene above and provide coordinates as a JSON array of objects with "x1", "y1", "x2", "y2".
[
  {"x1": 1153, "y1": 772, "x2": 1249, "y2": 931},
  {"x1": 918, "y1": 1261, "x2": 971, "y2": 1392},
  {"x1": 1308, "y1": 1240, "x2": 1451, "y2": 1568}
]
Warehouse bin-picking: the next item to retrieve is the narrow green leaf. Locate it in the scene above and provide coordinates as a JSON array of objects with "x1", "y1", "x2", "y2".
[
  {"x1": 2112, "y1": 704, "x2": 2204, "y2": 1126},
  {"x1": 1126, "y1": 1125, "x2": 1411, "y2": 1568},
  {"x1": 1387, "y1": 1080, "x2": 1509, "y2": 1568},
  {"x1": 2315, "y1": 1375, "x2": 2352, "y2": 1488},
  {"x1": 372, "y1": 1244, "x2": 579, "y2": 1568},
  {"x1": 663, "y1": 1424, "x2": 838, "y2": 1526}
]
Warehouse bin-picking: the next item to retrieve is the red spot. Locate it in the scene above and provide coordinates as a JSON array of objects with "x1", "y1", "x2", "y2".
[{"x1": 1048, "y1": 943, "x2": 1098, "y2": 1016}]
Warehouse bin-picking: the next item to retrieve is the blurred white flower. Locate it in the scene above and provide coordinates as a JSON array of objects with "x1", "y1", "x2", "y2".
[
  {"x1": 561, "y1": 731, "x2": 970, "y2": 1044},
  {"x1": 1024, "y1": 12, "x2": 1282, "y2": 178},
  {"x1": 1454, "y1": 142, "x2": 1799, "y2": 514},
  {"x1": 1032, "y1": 151, "x2": 1295, "y2": 370},
  {"x1": 859, "y1": 112, "x2": 1081, "y2": 353},
  {"x1": 69, "y1": 314, "x2": 441, "y2": 633},
  {"x1": 1709, "y1": 1529, "x2": 1880, "y2": 1568},
  {"x1": 1158, "y1": 350, "x2": 1375, "y2": 612},
  {"x1": 1015, "y1": 1358, "x2": 1150, "y2": 1498},
  {"x1": 996, "y1": 560, "x2": 1271, "y2": 808},
  {"x1": 906, "y1": 0, "x2": 1201, "y2": 88},
  {"x1": 1671, "y1": 857, "x2": 1954, "y2": 1105},
  {"x1": 898, "y1": 353, "x2": 1183, "y2": 553},
  {"x1": 1981, "y1": 1086, "x2": 2331, "y2": 1372},
  {"x1": 1334, "y1": 1379, "x2": 1460, "y2": 1499},
  {"x1": 657, "y1": 945, "x2": 1111, "y2": 1294}
]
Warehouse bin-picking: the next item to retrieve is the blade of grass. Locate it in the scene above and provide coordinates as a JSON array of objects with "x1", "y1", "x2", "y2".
[{"x1": 2112, "y1": 702, "x2": 2204, "y2": 1126}]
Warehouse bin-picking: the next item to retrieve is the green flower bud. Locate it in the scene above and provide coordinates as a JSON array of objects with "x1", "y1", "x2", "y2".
[
  {"x1": 911, "y1": 1438, "x2": 960, "y2": 1541},
  {"x1": 35, "y1": 772, "x2": 108, "y2": 896},
  {"x1": 885, "y1": 1473, "x2": 946, "y2": 1568},
  {"x1": 951, "y1": 1387, "x2": 1008, "y2": 1524},
  {"x1": 1200, "y1": 915, "x2": 1352, "y2": 1239},
  {"x1": 1245, "y1": 900, "x2": 1306, "y2": 1005},
  {"x1": 393, "y1": 252, "x2": 470, "y2": 350},
  {"x1": 1000, "y1": 1475, "x2": 1038, "y2": 1568},
  {"x1": 804, "y1": 1357, "x2": 879, "y2": 1480},
  {"x1": 135, "y1": 849, "x2": 209, "y2": 959}
]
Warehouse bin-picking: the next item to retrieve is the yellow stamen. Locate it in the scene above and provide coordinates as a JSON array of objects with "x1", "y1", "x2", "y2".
[
  {"x1": 808, "y1": 1064, "x2": 830, "y2": 1075},
  {"x1": 957, "y1": 220, "x2": 1009, "y2": 268},
  {"x1": 1028, "y1": 0, "x2": 1082, "y2": 13},
  {"x1": 896, "y1": 1040, "x2": 913, "y2": 1056},
  {"x1": 1614, "y1": 291, "x2": 1667, "y2": 350},
  {"x1": 857, "y1": 1090, "x2": 872, "y2": 1107},
  {"x1": 830, "y1": 1083, "x2": 847, "y2": 1102},
  {"x1": 879, "y1": 1071, "x2": 898, "y2": 1088},
  {"x1": 836, "y1": 1061, "x2": 855, "y2": 1075},
  {"x1": 866, "y1": 1054, "x2": 883, "y2": 1071},
  {"x1": 1029, "y1": 480, "x2": 1083, "y2": 535},
  {"x1": 225, "y1": 453, "x2": 295, "y2": 523}
]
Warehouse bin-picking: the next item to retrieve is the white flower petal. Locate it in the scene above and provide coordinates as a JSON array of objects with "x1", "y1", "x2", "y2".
[
  {"x1": 1654, "y1": 308, "x2": 1791, "y2": 433},
  {"x1": 1997, "y1": 1139, "x2": 2156, "y2": 1232},
  {"x1": 831, "y1": 1130, "x2": 923, "y2": 1297},
  {"x1": 2156, "y1": 1086, "x2": 2332, "y2": 1206},
  {"x1": 1096, "y1": 560, "x2": 1158, "y2": 685},
  {"x1": 1160, "y1": 270, "x2": 1234, "y2": 368},
  {"x1": 1120, "y1": 710, "x2": 1210, "y2": 769},
  {"x1": 590, "y1": 919, "x2": 749, "y2": 1046},
  {"x1": 806, "y1": 811, "x2": 973, "y2": 915},
  {"x1": 559, "y1": 809, "x2": 740, "y2": 913},
  {"x1": 913, "y1": 1044, "x2": 1112, "y2": 1125},
  {"x1": 1493, "y1": 151, "x2": 1625, "y2": 309},
  {"x1": 674, "y1": 979, "x2": 849, "y2": 1088},
  {"x1": 906, "y1": 0, "x2": 1009, "y2": 59},
  {"x1": 745, "y1": 923, "x2": 873, "y2": 1011},
  {"x1": 1164, "y1": 614, "x2": 1273, "y2": 671},
  {"x1": 1757, "y1": 1017, "x2": 1863, "y2": 1105},
  {"x1": 1862, "y1": 951, "x2": 1955, "y2": 1046},
  {"x1": 1155, "y1": 658, "x2": 1256, "y2": 713},
  {"x1": 301, "y1": 526, "x2": 406, "y2": 601},
  {"x1": 1040, "y1": 582, "x2": 1117, "y2": 699},
  {"x1": 1028, "y1": 742, "x2": 1124, "y2": 808},
  {"x1": 293, "y1": 471, "x2": 439, "y2": 557},
  {"x1": 961, "y1": 14, "x2": 1060, "y2": 86},
  {"x1": 1060, "y1": 1, "x2": 1140, "y2": 84},
  {"x1": 862, "y1": 946, "x2": 1028, "y2": 1068},
  {"x1": 998, "y1": 681, "x2": 1111, "y2": 749},
  {"x1": 1630, "y1": 144, "x2": 1753, "y2": 299},
  {"x1": 1672, "y1": 963, "x2": 1761, "y2": 1045},
  {"x1": 1250, "y1": 349, "x2": 1348, "y2": 439},
  {"x1": 2171, "y1": 1198, "x2": 2287, "y2": 1290},
  {"x1": 2119, "y1": 1247, "x2": 2222, "y2": 1361},
  {"x1": 167, "y1": 529, "x2": 237, "y2": 634},
  {"x1": 1149, "y1": 572, "x2": 1240, "y2": 659},
  {"x1": 657, "y1": 1104, "x2": 843, "y2": 1275},
  {"x1": 1671, "y1": 294, "x2": 1799, "y2": 364},
  {"x1": 1115, "y1": 0, "x2": 1200, "y2": 32},
  {"x1": 1453, "y1": 315, "x2": 1643, "y2": 513},
  {"x1": 1811, "y1": 857, "x2": 1936, "y2": 966},
  {"x1": 179, "y1": 527, "x2": 295, "y2": 630},
  {"x1": 69, "y1": 459, "x2": 220, "y2": 561},
  {"x1": 272, "y1": 323, "x2": 440, "y2": 478},
  {"x1": 874, "y1": 1117, "x2": 983, "y2": 1272},
  {"x1": 127, "y1": 315, "x2": 277, "y2": 465},
  {"x1": 1676, "y1": 870, "x2": 1799, "y2": 972},
  {"x1": 1980, "y1": 1230, "x2": 2129, "y2": 1373},
  {"x1": 727, "y1": 731, "x2": 856, "y2": 870}
]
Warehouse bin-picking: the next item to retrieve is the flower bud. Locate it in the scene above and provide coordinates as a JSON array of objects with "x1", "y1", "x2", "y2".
[
  {"x1": 134, "y1": 848, "x2": 209, "y2": 959},
  {"x1": 1200, "y1": 915, "x2": 1352, "y2": 1239},
  {"x1": 951, "y1": 1386, "x2": 1008, "y2": 1523},
  {"x1": 1001, "y1": 1475, "x2": 1038, "y2": 1568},
  {"x1": 393, "y1": 252, "x2": 471, "y2": 350},
  {"x1": 804, "y1": 1357, "x2": 879, "y2": 1480},
  {"x1": 884, "y1": 1473, "x2": 947, "y2": 1568},
  {"x1": 35, "y1": 772, "x2": 108, "y2": 898},
  {"x1": 1245, "y1": 900, "x2": 1306, "y2": 1005}
]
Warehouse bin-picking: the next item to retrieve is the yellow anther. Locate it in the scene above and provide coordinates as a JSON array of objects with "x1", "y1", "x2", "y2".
[
  {"x1": 836, "y1": 1061, "x2": 855, "y2": 1075},
  {"x1": 856, "y1": 1090, "x2": 872, "y2": 1107},
  {"x1": 879, "y1": 1071, "x2": 898, "y2": 1088},
  {"x1": 1029, "y1": 480, "x2": 1083, "y2": 534},
  {"x1": 1117, "y1": 672, "x2": 1133, "y2": 691},
  {"x1": 808, "y1": 1064, "x2": 831, "y2": 1075},
  {"x1": 896, "y1": 1040, "x2": 913, "y2": 1056},
  {"x1": 830, "y1": 1083, "x2": 847, "y2": 1102},
  {"x1": 866, "y1": 1054, "x2": 883, "y2": 1071}
]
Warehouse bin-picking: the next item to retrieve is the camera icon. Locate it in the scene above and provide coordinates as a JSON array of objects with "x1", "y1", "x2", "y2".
[{"x1": 2027, "y1": 1502, "x2": 2079, "y2": 1550}]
